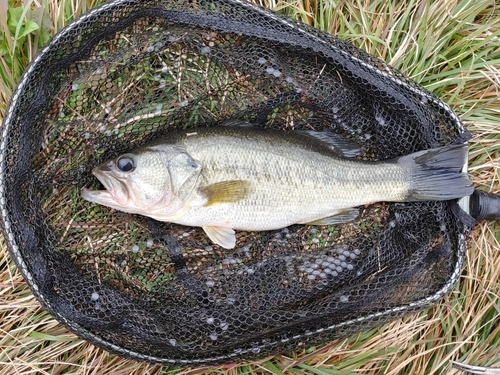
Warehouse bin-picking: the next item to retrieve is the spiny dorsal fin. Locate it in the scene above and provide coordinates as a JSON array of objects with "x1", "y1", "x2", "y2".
[{"x1": 201, "y1": 180, "x2": 253, "y2": 206}]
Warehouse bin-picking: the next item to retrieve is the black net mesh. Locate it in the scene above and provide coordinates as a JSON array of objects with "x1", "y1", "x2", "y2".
[{"x1": 0, "y1": 0, "x2": 473, "y2": 366}]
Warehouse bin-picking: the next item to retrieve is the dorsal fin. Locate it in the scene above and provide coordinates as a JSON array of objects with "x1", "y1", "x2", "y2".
[{"x1": 297, "y1": 130, "x2": 363, "y2": 158}]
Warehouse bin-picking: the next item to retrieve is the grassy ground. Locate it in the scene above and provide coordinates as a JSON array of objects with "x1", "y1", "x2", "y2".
[{"x1": 0, "y1": 0, "x2": 499, "y2": 374}]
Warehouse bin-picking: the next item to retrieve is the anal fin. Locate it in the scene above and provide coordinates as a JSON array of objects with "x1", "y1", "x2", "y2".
[
  {"x1": 203, "y1": 226, "x2": 236, "y2": 249},
  {"x1": 302, "y1": 208, "x2": 359, "y2": 225}
]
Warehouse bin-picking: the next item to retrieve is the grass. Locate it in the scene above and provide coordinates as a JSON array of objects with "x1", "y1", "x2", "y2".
[{"x1": 1, "y1": 0, "x2": 499, "y2": 374}]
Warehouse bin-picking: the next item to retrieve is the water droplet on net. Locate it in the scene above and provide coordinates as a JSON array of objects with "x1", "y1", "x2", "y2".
[
  {"x1": 339, "y1": 295, "x2": 349, "y2": 303},
  {"x1": 131, "y1": 244, "x2": 139, "y2": 253},
  {"x1": 258, "y1": 57, "x2": 267, "y2": 64},
  {"x1": 205, "y1": 280, "x2": 215, "y2": 288},
  {"x1": 154, "y1": 104, "x2": 163, "y2": 115},
  {"x1": 375, "y1": 112, "x2": 386, "y2": 126},
  {"x1": 91, "y1": 292, "x2": 99, "y2": 301}
]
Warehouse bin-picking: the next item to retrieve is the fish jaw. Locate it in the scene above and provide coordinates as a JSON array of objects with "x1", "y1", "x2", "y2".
[
  {"x1": 81, "y1": 165, "x2": 134, "y2": 211},
  {"x1": 81, "y1": 187, "x2": 123, "y2": 209}
]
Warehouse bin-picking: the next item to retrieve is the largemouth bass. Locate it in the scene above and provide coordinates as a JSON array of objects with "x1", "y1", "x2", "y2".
[{"x1": 81, "y1": 125, "x2": 473, "y2": 249}]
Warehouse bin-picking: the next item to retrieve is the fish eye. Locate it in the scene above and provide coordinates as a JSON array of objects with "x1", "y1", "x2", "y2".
[{"x1": 116, "y1": 155, "x2": 135, "y2": 172}]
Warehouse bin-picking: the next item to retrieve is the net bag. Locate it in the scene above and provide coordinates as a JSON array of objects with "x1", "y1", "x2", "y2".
[{"x1": 0, "y1": 0, "x2": 480, "y2": 366}]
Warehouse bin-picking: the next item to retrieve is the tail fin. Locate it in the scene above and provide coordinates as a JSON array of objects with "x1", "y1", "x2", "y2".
[{"x1": 399, "y1": 144, "x2": 474, "y2": 201}]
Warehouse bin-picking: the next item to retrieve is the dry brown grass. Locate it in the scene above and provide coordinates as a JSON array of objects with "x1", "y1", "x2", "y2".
[{"x1": 0, "y1": 0, "x2": 499, "y2": 374}]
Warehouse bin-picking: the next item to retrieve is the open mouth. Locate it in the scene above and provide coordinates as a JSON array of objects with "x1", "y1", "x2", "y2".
[{"x1": 81, "y1": 167, "x2": 130, "y2": 207}]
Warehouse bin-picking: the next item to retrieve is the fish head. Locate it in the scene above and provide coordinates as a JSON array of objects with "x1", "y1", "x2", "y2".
[{"x1": 81, "y1": 145, "x2": 202, "y2": 219}]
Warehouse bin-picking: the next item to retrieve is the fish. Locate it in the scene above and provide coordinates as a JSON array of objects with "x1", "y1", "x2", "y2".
[{"x1": 81, "y1": 124, "x2": 473, "y2": 249}]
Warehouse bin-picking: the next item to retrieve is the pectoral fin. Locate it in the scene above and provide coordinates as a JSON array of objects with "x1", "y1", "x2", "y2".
[
  {"x1": 302, "y1": 208, "x2": 359, "y2": 225},
  {"x1": 201, "y1": 180, "x2": 252, "y2": 206},
  {"x1": 203, "y1": 226, "x2": 236, "y2": 249}
]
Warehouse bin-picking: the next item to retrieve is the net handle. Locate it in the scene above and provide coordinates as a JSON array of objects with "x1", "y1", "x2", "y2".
[{"x1": 469, "y1": 189, "x2": 500, "y2": 221}]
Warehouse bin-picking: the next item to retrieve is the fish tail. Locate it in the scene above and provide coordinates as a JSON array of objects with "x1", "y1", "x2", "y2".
[{"x1": 400, "y1": 144, "x2": 474, "y2": 201}]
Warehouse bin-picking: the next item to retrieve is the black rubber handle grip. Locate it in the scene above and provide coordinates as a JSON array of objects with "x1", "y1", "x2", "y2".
[{"x1": 469, "y1": 189, "x2": 500, "y2": 221}]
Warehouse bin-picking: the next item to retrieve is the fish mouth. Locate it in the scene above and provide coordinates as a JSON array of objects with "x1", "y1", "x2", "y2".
[{"x1": 81, "y1": 166, "x2": 130, "y2": 207}]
